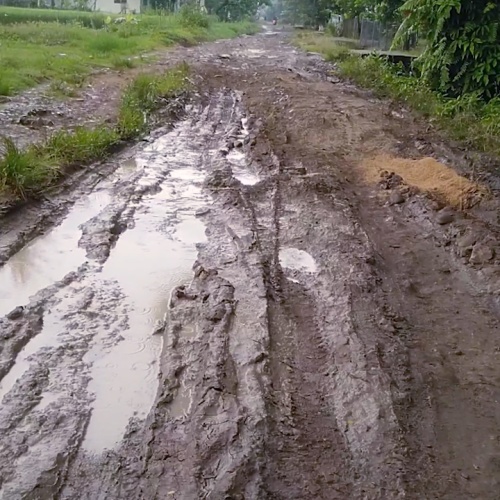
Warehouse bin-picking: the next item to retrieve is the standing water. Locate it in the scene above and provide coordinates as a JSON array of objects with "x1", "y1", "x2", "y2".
[{"x1": 0, "y1": 111, "x2": 220, "y2": 458}]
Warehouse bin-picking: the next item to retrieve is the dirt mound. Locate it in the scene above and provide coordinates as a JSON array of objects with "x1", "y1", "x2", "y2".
[{"x1": 360, "y1": 153, "x2": 486, "y2": 208}]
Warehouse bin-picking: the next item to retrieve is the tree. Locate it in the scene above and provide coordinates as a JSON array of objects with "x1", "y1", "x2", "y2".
[
  {"x1": 206, "y1": 0, "x2": 267, "y2": 20},
  {"x1": 395, "y1": 0, "x2": 500, "y2": 98}
]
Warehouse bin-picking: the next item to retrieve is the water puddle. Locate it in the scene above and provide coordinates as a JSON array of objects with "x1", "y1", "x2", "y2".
[
  {"x1": 81, "y1": 124, "x2": 209, "y2": 454},
  {"x1": 279, "y1": 248, "x2": 318, "y2": 273},
  {"x1": 0, "y1": 98, "x2": 244, "y2": 460},
  {"x1": 227, "y1": 150, "x2": 260, "y2": 185},
  {"x1": 226, "y1": 118, "x2": 260, "y2": 185},
  {"x1": 0, "y1": 191, "x2": 110, "y2": 318}
]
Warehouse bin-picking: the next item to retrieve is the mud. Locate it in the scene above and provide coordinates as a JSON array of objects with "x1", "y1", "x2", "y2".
[{"x1": 1, "y1": 26, "x2": 500, "y2": 500}]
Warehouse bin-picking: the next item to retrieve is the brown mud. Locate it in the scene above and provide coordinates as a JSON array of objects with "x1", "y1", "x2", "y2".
[{"x1": 0, "y1": 26, "x2": 499, "y2": 499}]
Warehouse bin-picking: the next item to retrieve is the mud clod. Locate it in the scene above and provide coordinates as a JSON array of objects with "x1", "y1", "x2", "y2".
[
  {"x1": 6, "y1": 307, "x2": 24, "y2": 321},
  {"x1": 436, "y1": 207, "x2": 455, "y2": 225},
  {"x1": 469, "y1": 242, "x2": 495, "y2": 265},
  {"x1": 389, "y1": 191, "x2": 405, "y2": 206}
]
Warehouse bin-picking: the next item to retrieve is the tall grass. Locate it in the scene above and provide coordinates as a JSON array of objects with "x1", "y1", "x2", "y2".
[
  {"x1": 118, "y1": 62, "x2": 189, "y2": 137},
  {"x1": 0, "y1": 138, "x2": 57, "y2": 198}
]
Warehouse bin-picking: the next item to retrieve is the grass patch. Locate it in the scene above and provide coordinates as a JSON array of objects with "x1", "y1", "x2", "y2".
[
  {"x1": 0, "y1": 6, "x2": 108, "y2": 28},
  {"x1": 0, "y1": 64, "x2": 190, "y2": 199},
  {"x1": 0, "y1": 138, "x2": 57, "y2": 198},
  {"x1": 112, "y1": 56, "x2": 136, "y2": 70},
  {"x1": 118, "y1": 62, "x2": 189, "y2": 138},
  {"x1": 295, "y1": 33, "x2": 500, "y2": 158},
  {"x1": 42, "y1": 126, "x2": 121, "y2": 165},
  {"x1": 0, "y1": 7, "x2": 257, "y2": 96}
]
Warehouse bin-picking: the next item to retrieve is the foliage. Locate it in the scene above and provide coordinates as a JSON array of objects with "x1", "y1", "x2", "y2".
[
  {"x1": 394, "y1": 0, "x2": 500, "y2": 98},
  {"x1": 178, "y1": 4, "x2": 211, "y2": 28},
  {"x1": 42, "y1": 126, "x2": 120, "y2": 164},
  {"x1": 281, "y1": 0, "x2": 405, "y2": 26},
  {"x1": 206, "y1": 0, "x2": 265, "y2": 21}
]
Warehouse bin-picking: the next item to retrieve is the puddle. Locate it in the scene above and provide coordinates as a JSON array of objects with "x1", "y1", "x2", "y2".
[
  {"x1": 81, "y1": 123, "x2": 209, "y2": 454},
  {"x1": 226, "y1": 119, "x2": 260, "y2": 186},
  {"x1": 0, "y1": 101, "x2": 236, "y2": 460},
  {"x1": 279, "y1": 248, "x2": 318, "y2": 273},
  {"x1": 0, "y1": 191, "x2": 110, "y2": 318},
  {"x1": 227, "y1": 150, "x2": 260, "y2": 186}
]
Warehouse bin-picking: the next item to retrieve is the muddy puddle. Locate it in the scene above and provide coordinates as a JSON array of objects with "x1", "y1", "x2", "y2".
[
  {"x1": 82, "y1": 140, "x2": 208, "y2": 452},
  {"x1": 0, "y1": 107, "x2": 223, "y2": 460},
  {"x1": 279, "y1": 247, "x2": 318, "y2": 273},
  {"x1": 0, "y1": 191, "x2": 110, "y2": 318}
]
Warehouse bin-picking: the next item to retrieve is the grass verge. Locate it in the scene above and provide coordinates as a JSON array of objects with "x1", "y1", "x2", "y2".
[
  {"x1": 0, "y1": 63, "x2": 190, "y2": 199},
  {"x1": 0, "y1": 7, "x2": 258, "y2": 96},
  {"x1": 295, "y1": 32, "x2": 500, "y2": 159}
]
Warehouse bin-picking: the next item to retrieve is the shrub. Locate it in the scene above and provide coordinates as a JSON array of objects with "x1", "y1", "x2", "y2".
[{"x1": 178, "y1": 4, "x2": 210, "y2": 29}]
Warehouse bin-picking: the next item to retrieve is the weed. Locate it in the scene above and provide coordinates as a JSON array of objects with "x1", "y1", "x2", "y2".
[
  {"x1": 122, "y1": 63, "x2": 190, "y2": 114},
  {"x1": 178, "y1": 5, "x2": 210, "y2": 29},
  {"x1": 0, "y1": 138, "x2": 57, "y2": 198},
  {"x1": 42, "y1": 126, "x2": 120, "y2": 164},
  {"x1": 112, "y1": 57, "x2": 136, "y2": 70},
  {"x1": 49, "y1": 79, "x2": 78, "y2": 97},
  {"x1": 0, "y1": 65, "x2": 191, "y2": 199},
  {"x1": 0, "y1": 6, "x2": 108, "y2": 28},
  {"x1": 117, "y1": 104, "x2": 146, "y2": 140}
]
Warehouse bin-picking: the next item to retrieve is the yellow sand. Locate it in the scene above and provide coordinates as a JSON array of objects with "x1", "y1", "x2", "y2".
[{"x1": 360, "y1": 154, "x2": 486, "y2": 208}]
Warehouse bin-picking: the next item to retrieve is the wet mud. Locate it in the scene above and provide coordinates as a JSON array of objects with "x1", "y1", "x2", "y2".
[{"x1": 1, "y1": 27, "x2": 500, "y2": 500}]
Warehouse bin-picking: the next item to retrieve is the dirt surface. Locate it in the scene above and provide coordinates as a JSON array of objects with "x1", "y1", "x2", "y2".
[{"x1": 1, "y1": 26, "x2": 500, "y2": 499}]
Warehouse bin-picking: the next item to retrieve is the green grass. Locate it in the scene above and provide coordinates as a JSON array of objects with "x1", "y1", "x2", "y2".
[
  {"x1": 117, "y1": 62, "x2": 190, "y2": 138},
  {"x1": 0, "y1": 64, "x2": 190, "y2": 199},
  {"x1": 0, "y1": 7, "x2": 258, "y2": 96},
  {"x1": 0, "y1": 6, "x2": 108, "y2": 28},
  {"x1": 295, "y1": 32, "x2": 500, "y2": 159},
  {"x1": 0, "y1": 137, "x2": 58, "y2": 198}
]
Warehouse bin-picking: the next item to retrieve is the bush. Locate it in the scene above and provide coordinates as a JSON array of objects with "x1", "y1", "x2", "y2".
[{"x1": 178, "y1": 4, "x2": 210, "y2": 29}]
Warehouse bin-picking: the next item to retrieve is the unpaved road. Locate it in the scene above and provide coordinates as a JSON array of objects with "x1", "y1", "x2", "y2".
[{"x1": 1, "y1": 28, "x2": 500, "y2": 499}]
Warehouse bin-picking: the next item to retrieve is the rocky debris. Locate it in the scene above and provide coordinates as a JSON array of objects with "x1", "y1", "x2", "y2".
[
  {"x1": 204, "y1": 166, "x2": 239, "y2": 189},
  {"x1": 6, "y1": 306, "x2": 24, "y2": 321},
  {"x1": 388, "y1": 190, "x2": 405, "y2": 205},
  {"x1": 380, "y1": 171, "x2": 404, "y2": 190},
  {"x1": 195, "y1": 207, "x2": 210, "y2": 217},
  {"x1": 19, "y1": 116, "x2": 54, "y2": 128},
  {"x1": 470, "y1": 242, "x2": 495, "y2": 265},
  {"x1": 436, "y1": 207, "x2": 455, "y2": 225}
]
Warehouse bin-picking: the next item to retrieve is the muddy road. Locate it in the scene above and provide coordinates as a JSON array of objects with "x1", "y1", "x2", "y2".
[{"x1": 1, "y1": 28, "x2": 500, "y2": 499}]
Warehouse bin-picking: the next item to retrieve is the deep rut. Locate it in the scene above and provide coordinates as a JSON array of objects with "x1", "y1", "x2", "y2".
[{"x1": 0, "y1": 29, "x2": 499, "y2": 500}]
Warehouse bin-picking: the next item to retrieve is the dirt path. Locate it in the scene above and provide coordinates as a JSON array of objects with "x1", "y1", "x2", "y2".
[{"x1": 0, "y1": 28, "x2": 499, "y2": 499}]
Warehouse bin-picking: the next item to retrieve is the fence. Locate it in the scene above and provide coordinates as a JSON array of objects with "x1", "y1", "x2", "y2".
[{"x1": 340, "y1": 17, "x2": 397, "y2": 51}]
